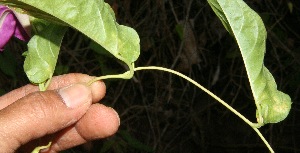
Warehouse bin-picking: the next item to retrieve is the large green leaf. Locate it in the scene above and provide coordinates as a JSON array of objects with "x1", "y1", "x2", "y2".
[
  {"x1": 208, "y1": 0, "x2": 292, "y2": 124},
  {"x1": 1, "y1": 0, "x2": 140, "y2": 70},
  {"x1": 23, "y1": 20, "x2": 67, "y2": 90}
]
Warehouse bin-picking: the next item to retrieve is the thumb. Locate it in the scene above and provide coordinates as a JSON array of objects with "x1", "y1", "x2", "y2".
[{"x1": 0, "y1": 84, "x2": 93, "y2": 152}]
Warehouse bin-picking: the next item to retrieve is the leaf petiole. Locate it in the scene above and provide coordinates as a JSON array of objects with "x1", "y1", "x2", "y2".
[
  {"x1": 38, "y1": 77, "x2": 52, "y2": 91},
  {"x1": 87, "y1": 62, "x2": 135, "y2": 86}
]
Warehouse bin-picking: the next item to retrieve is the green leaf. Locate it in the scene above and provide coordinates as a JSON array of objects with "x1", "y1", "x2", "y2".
[
  {"x1": 207, "y1": 0, "x2": 233, "y2": 35},
  {"x1": 1, "y1": 0, "x2": 140, "y2": 73},
  {"x1": 208, "y1": 0, "x2": 292, "y2": 124},
  {"x1": 23, "y1": 20, "x2": 67, "y2": 89}
]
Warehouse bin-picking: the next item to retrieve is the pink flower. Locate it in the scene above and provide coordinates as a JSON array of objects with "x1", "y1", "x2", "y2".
[{"x1": 0, "y1": 5, "x2": 31, "y2": 51}]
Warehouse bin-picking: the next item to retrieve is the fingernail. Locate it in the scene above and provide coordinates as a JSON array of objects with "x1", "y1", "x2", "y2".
[{"x1": 58, "y1": 84, "x2": 91, "y2": 108}]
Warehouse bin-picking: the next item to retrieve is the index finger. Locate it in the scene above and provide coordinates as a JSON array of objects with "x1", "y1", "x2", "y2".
[{"x1": 0, "y1": 73, "x2": 105, "y2": 109}]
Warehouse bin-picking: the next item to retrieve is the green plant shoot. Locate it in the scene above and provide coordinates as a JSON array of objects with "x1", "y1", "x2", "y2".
[{"x1": 0, "y1": 0, "x2": 293, "y2": 153}]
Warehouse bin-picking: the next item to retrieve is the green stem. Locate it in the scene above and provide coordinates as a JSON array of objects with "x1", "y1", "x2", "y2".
[
  {"x1": 253, "y1": 128, "x2": 274, "y2": 153},
  {"x1": 38, "y1": 74, "x2": 53, "y2": 91},
  {"x1": 87, "y1": 71, "x2": 132, "y2": 86},
  {"x1": 31, "y1": 142, "x2": 52, "y2": 153},
  {"x1": 134, "y1": 66, "x2": 273, "y2": 152},
  {"x1": 89, "y1": 65, "x2": 274, "y2": 152},
  {"x1": 87, "y1": 62, "x2": 134, "y2": 86},
  {"x1": 134, "y1": 66, "x2": 259, "y2": 127}
]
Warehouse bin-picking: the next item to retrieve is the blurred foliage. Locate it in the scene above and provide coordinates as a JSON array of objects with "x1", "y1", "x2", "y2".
[{"x1": 0, "y1": 0, "x2": 299, "y2": 152}]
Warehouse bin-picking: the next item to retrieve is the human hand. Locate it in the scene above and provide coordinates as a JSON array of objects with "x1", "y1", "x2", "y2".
[{"x1": 0, "y1": 73, "x2": 120, "y2": 153}]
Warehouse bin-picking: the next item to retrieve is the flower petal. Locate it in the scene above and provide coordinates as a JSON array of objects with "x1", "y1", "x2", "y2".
[
  {"x1": 0, "y1": 7, "x2": 16, "y2": 51},
  {"x1": 0, "y1": 5, "x2": 30, "y2": 51},
  {"x1": 14, "y1": 15, "x2": 30, "y2": 41},
  {"x1": 14, "y1": 11, "x2": 31, "y2": 38}
]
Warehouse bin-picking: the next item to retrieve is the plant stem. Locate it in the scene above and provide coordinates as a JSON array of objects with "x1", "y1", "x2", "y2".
[
  {"x1": 87, "y1": 71, "x2": 132, "y2": 86},
  {"x1": 134, "y1": 66, "x2": 256, "y2": 126},
  {"x1": 87, "y1": 62, "x2": 135, "y2": 86},
  {"x1": 134, "y1": 66, "x2": 273, "y2": 152},
  {"x1": 253, "y1": 128, "x2": 274, "y2": 153},
  {"x1": 31, "y1": 141, "x2": 52, "y2": 153},
  {"x1": 89, "y1": 65, "x2": 274, "y2": 152}
]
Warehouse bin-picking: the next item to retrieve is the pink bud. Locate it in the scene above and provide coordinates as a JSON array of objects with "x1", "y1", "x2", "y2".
[{"x1": 0, "y1": 5, "x2": 30, "y2": 51}]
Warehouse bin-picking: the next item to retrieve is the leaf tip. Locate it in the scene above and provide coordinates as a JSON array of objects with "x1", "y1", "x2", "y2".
[{"x1": 259, "y1": 92, "x2": 292, "y2": 124}]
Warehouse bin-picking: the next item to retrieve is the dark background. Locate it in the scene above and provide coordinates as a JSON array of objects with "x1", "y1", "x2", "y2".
[{"x1": 1, "y1": 0, "x2": 299, "y2": 153}]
